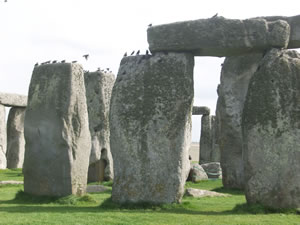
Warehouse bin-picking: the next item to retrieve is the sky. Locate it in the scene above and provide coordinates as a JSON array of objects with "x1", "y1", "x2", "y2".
[{"x1": 0, "y1": 0, "x2": 299, "y2": 141}]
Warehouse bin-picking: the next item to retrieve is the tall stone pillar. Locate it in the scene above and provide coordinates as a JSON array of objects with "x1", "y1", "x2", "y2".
[
  {"x1": 110, "y1": 52, "x2": 194, "y2": 204},
  {"x1": 6, "y1": 107, "x2": 26, "y2": 168},
  {"x1": 84, "y1": 71, "x2": 115, "y2": 182},
  {"x1": 23, "y1": 63, "x2": 91, "y2": 196},
  {"x1": 216, "y1": 53, "x2": 263, "y2": 189},
  {"x1": 211, "y1": 115, "x2": 220, "y2": 162},
  {"x1": 0, "y1": 105, "x2": 7, "y2": 169},
  {"x1": 199, "y1": 114, "x2": 212, "y2": 164}
]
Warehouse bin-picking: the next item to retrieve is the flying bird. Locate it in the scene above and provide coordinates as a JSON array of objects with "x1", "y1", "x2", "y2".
[
  {"x1": 123, "y1": 52, "x2": 127, "y2": 57},
  {"x1": 212, "y1": 13, "x2": 218, "y2": 18},
  {"x1": 131, "y1": 51, "x2": 135, "y2": 55},
  {"x1": 83, "y1": 54, "x2": 89, "y2": 60},
  {"x1": 136, "y1": 50, "x2": 140, "y2": 55}
]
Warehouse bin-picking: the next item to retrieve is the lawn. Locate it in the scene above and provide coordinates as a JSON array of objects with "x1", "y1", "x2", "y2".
[{"x1": 0, "y1": 169, "x2": 299, "y2": 225}]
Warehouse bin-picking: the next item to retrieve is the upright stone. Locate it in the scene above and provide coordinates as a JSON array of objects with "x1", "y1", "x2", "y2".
[
  {"x1": 199, "y1": 115, "x2": 212, "y2": 164},
  {"x1": 216, "y1": 52, "x2": 263, "y2": 189},
  {"x1": 84, "y1": 71, "x2": 115, "y2": 182},
  {"x1": 210, "y1": 115, "x2": 220, "y2": 162},
  {"x1": 23, "y1": 63, "x2": 91, "y2": 196},
  {"x1": 110, "y1": 52, "x2": 194, "y2": 204},
  {"x1": 242, "y1": 49, "x2": 300, "y2": 208},
  {"x1": 0, "y1": 105, "x2": 6, "y2": 169},
  {"x1": 6, "y1": 107, "x2": 26, "y2": 168}
]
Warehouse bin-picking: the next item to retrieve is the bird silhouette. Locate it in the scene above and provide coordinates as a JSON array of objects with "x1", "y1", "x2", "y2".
[
  {"x1": 61, "y1": 60, "x2": 66, "y2": 63},
  {"x1": 146, "y1": 50, "x2": 149, "y2": 55},
  {"x1": 45, "y1": 60, "x2": 51, "y2": 64},
  {"x1": 148, "y1": 23, "x2": 152, "y2": 27},
  {"x1": 123, "y1": 52, "x2": 127, "y2": 57},
  {"x1": 97, "y1": 67, "x2": 101, "y2": 71},
  {"x1": 106, "y1": 68, "x2": 109, "y2": 71},
  {"x1": 72, "y1": 60, "x2": 77, "y2": 63},
  {"x1": 131, "y1": 51, "x2": 135, "y2": 55},
  {"x1": 52, "y1": 60, "x2": 57, "y2": 63},
  {"x1": 34, "y1": 63, "x2": 39, "y2": 67},
  {"x1": 136, "y1": 50, "x2": 140, "y2": 55},
  {"x1": 4, "y1": 0, "x2": 7, "y2": 2},
  {"x1": 83, "y1": 54, "x2": 89, "y2": 60},
  {"x1": 212, "y1": 13, "x2": 218, "y2": 18}
]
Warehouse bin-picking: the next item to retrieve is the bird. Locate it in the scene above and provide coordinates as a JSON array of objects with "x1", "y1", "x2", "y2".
[
  {"x1": 212, "y1": 13, "x2": 218, "y2": 18},
  {"x1": 123, "y1": 52, "x2": 127, "y2": 57},
  {"x1": 34, "y1": 63, "x2": 39, "y2": 67},
  {"x1": 4, "y1": 0, "x2": 7, "y2": 2},
  {"x1": 106, "y1": 68, "x2": 109, "y2": 71},
  {"x1": 131, "y1": 51, "x2": 135, "y2": 55},
  {"x1": 83, "y1": 54, "x2": 89, "y2": 60},
  {"x1": 61, "y1": 60, "x2": 66, "y2": 63},
  {"x1": 97, "y1": 67, "x2": 101, "y2": 71},
  {"x1": 72, "y1": 60, "x2": 77, "y2": 63},
  {"x1": 146, "y1": 50, "x2": 149, "y2": 55},
  {"x1": 136, "y1": 50, "x2": 140, "y2": 55},
  {"x1": 45, "y1": 60, "x2": 51, "y2": 64},
  {"x1": 52, "y1": 60, "x2": 57, "y2": 63},
  {"x1": 148, "y1": 23, "x2": 152, "y2": 27}
]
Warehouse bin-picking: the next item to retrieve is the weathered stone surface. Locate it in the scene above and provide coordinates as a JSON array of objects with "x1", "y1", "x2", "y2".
[
  {"x1": 255, "y1": 15, "x2": 300, "y2": 49},
  {"x1": 0, "y1": 180, "x2": 23, "y2": 185},
  {"x1": 148, "y1": 17, "x2": 290, "y2": 57},
  {"x1": 187, "y1": 164, "x2": 208, "y2": 182},
  {"x1": 86, "y1": 185, "x2": 108, "y2": 193},
  {"x1": 0, "y1": 105, "x2": 6, "y2": 169},
  {"x1": 0, "y1": 92, "x2": 27, "y2": 107},
  {"x1": 242, "y1": 49, "x2": 300, "y2": 208},
  {"x1": 23, "y1": 63, "x2": 91, "y2": 197},
  {"x1": 199, "y1": 115, "x2": 212, "y2": 164},
  {"x1": 84, "y1": 71, "x2": 115, "y2": 182},
  {"x1": 216, "y1": 52, "x2": 263, "y2": 189},
  {"x1": 192, "y1": 106, "x2": 210, "y2": 115},
  {"x1": 110, "y1": 53, "x2": 194, "y2": 204},
  {"x1": 6, "y1": 107, "x2": 26, "y2": 169},
  {"x1": 201, "y1": 162, "x2": 222, "y2": 179},
  {"x1": 210, "y1": 115, "x2": 221, "y2": 162},
  {"x1": 185, "y1": 188, "x2": 229, "y2": 198}
]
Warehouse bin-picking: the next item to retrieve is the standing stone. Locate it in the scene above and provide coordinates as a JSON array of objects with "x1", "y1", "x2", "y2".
[
  {"x1": 6, "y1": 107, "x2": 26, "y2": 169},
  {"x1": 199, "y1": 115, "x2": 212, "y2": 164},
  {"x1": 216, "y1": 52, "x2": 263, "y2": 189},
  {"x1": 84, "y1": 71, "x2": 115, "y2": 182},
  {"x1": 110, "y1": 52, "x2": 194, "y2": 204},
  {"x1": 242, "y1": 49, "x2": 300, "y2": 208},
  {"x1": 23, "y1": 63, "x2": 91, "y2": 197},
  {"x1": 0, "y1": 105, "x2": 6, "y2": 169},
  {"x1": 211, "y1": 115, "x2": 221, "y2": 162}
]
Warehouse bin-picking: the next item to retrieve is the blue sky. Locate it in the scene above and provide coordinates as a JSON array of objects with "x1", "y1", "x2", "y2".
[{"x1": 0, "y1": 0, "x2": 299, "y2": 141}]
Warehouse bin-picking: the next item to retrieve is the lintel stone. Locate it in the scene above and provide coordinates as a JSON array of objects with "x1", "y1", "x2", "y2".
[
  {"x1": 0, "y1": 92, "x2": 27, "y2": 107},
  {"x1": 192, "y1": 106, "x2": 210, "y2": 115}
]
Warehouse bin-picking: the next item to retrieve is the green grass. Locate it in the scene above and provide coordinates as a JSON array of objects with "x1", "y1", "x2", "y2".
[{"x1": 0, "y1": 169, "x2": 299, "y2": 225}]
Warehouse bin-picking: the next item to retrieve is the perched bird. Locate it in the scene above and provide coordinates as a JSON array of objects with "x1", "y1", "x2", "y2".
[
  {"x1": 148, "y1": 23, "x2": 152, "y2": 27},
  {"x1": 106, "y1": 68, "x2": 109, "y2": 71},
  {"x1": 146, "y1": 50, "x2": 149, "y2": 55},
  {"x1": 97, "y1": 67, "x2": 101, "y2": 71},
  {"x1": 45, "y1": 60, "x2": 51, "y2": 64},
  {"x1": 34, "y1": 63, "x2": 39, "y2": 67},
  {"x1": 131, "y1": 51, "x2": 135, "y2": 55},
  {"x1": 83, "y1": 54, "x2": 89, "y2": 60},
  {"x1": 61, "y1": 60, "x2": 66, "y2": 63},
  {"x1": 52, "y1": 60, "x2": 57, "y2": 63},
  {"x1": 72, "y1": 60, "x2": 77, "y2": 63},
  {"x1": 136, "y1": 50, "x2": 140, "y2": 55},
  {"x1": 123, "y1": 52, "x2": 127, "y2": 57},
  {"x1": 212, "y1": 13, "x2": 218, "y2": 18}
]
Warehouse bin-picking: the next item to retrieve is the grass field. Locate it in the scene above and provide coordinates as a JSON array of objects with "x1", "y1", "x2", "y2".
[{"x1": 0, "y1": 169, "x2": 299, "y2": 225}]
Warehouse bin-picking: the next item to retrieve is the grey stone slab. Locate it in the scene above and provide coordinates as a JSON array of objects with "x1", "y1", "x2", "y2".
[
  {"x1": 0, "y1": 105, "x2": 6, "y2": 169},
  {"x1": 242, "y1": 49, "x2": 300, "y2": 208},
  {"x1": 147, "y1": 17, "x2": 290, "y2": 57},
  {"x1": 199, "y1": 115, "x2": 212, "y2": 164},
  {"x1": 110, "y1": 52, "x2": 194, "y2": 204},
  {"x1": 6, "y1": 107, "x2": 26, "y2": 169},
  {"x1": 0, "y1": 92, "x2": 27, "y2": 107},
  {"x1": 23, "y1": 63, "x2": 91, "y2": 197},
  {"x1": 216, "y1": 52, "x2": 263, "y2": 189},
  {"x1": 84, "y1": 71, "x2": 115, "y2": 182},
  {"x1": 192, "y1": 106, "x2": 210, "y2": 115}
]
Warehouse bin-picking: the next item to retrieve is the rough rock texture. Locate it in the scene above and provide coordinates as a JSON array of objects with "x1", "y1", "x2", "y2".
[
  {"x1": 255, "y1": 15, "x2": 300, "y2": 49},
  {"x1": 216, "y1": 52, "x2": 263, "y2": 189},
  {"x1": 6, "y1": 107, "x2": 26, "y2": 169},
  {"x1": 110, "y1": 53, "x2": 194, "y2": 204},
  {"x1": 201, "y1": 162, "x2": 222, "y2": 179},
  {"x1": 187, "y1": 164, "x2": 208, "y2": 182},
  {"x1": 0, "y1": 105, "x2": 6, "y2": 169},
  {"x1": 242, "y1": 49, "x2": 300, "y2": 208},
  {"x1": 199, "y1": 115, "x2": 212, "y2": 164},
  {"x1": 210, "y1": 116, "x2": 221, "y2": 162},
  {"x1": 86, "y1": 185, "x2": 108, "y2": 193},
  {"x1": 192, "y1": 106, "x2": 210, "y2": 115},
  {"x1": 84, "y1": 71, "x2": 115, "y2": 181},
  {"x1": 185, "y1": 188, "x2": 229, "y2": 198},
  {"x1": 0, "y1": 92, "x2": 27, "y2": 107},
  {"x1": 23, "y1": 63, "x2": 91, "y2": 197},
  {"x1": 148, "y1": 17, "x2": 290, "y2": 57}
]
